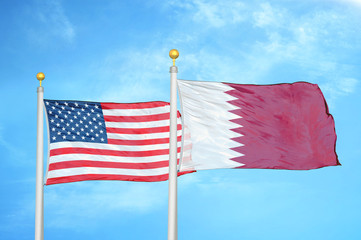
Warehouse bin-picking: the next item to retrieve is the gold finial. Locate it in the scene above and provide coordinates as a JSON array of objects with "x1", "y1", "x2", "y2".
[
  {"x1": 169, "y1": 49, "x2": 179, "y2": 66},
  {"x1": 36, "y1": 72, "x2": 45, "y2": 87}
]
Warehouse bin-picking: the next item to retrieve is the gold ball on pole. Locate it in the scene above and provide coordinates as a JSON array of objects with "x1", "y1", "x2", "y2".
[
  {"x1": 36, "y1": 72, "x2": 45, "y2": 86},
  {"x1": 169, "y1": 49, "x2": 179, "y2": 66}
]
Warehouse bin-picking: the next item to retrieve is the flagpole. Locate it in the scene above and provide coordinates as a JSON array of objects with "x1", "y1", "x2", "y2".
[
  {"x1": 168, "y1": 49, "x2": 179, "y2": 240},
  {"x1": 35, "y1": 72, "x2": 45, "y2": 240}
]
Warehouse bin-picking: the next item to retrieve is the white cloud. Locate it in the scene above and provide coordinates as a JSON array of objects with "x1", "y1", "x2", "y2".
[
  {"x1": 91, "y1": 48, "x2": 172, "y2": 103},
  {"x1": 320, "y1": 77, "x2": 359, "y2": 107},
  {"x1": 253, "y1": 2, "x2": 286, "y2": 28},
  {"x1": 167, "y1": 0, "x2": 246, "y2": 28},
  {"x1": 0, "y1": 124, "x2": 26, "y2": 162},
  {"x1": 28, "y1": 0, "x2": 75, "y2": 44}
]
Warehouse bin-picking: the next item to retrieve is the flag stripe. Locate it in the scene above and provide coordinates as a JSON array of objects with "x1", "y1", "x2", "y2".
[
  {"x1": 106, "y1": 130, "x2": 181, "y2": 140},
  {"x1": 49, "y1": 153, "x2": 181, "y2": 164},
  {"x1": 106, "y1": 124, "x2": 182, "y2": 134},
  {"x1": 50, "y1": 141, "x2": 181, "y2": 152},
  {"x1": 104, "y1": 119, "x2": 177, "y2": 128},
  {"x1": 102, "y1": 106, "x2": 170, "y2": 116},
  {"x1": 104, "y1": 113, "x2": 170, "y2": 122},
  {"x1": 107, "y1": 136, "x2": 182, "y2": 146},
  {"x1": 48, "y1": 166, "x2": 171, "y2": 178},
  {"x1": 48, "y1": 160, "x2": 170, "y2": 171},
  {"x1": 50, "y1": 147, "x2": 181, "y2": 157},
  {"x1": 101, "y1": 101, "x2": 169, "y2": 110}
]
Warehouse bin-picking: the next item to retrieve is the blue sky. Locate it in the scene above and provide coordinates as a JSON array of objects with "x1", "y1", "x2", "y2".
[{"x1": 1, "y1": 0, "x2": 361, "y2": 239}]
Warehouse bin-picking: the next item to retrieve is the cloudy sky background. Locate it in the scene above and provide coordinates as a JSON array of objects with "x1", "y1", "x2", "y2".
[{"x1": 1, "y1": 0, "x2": 361, "y2": 239}]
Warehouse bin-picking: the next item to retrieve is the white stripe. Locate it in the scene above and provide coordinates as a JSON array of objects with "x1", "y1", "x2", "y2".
[
  {"x1": 178, "y1": 79, "x2": 245, "y2": 171},
  {"x1": 49, "y1": 153, "x2": 181, "y2": 164},
  {"x1": 102, "y1": 105, "x2": 170, "y2": 116},
  {"x1": 50, "y1": 141, "x2": 181, "y2": 152},
  {"x1": 105, "y1": 118, "x2": 181, "y2": 129},
  {"x1": 107, "y1": 130, "x2": 182, "y2": 140},
  {"x1": 47, "y1": 166, "x2": 170, "y2": 179}
]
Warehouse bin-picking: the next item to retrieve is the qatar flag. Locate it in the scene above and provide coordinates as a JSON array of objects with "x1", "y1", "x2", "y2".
[{"x1": 177, "y1": 79, "x2": 340, "y2": 171}]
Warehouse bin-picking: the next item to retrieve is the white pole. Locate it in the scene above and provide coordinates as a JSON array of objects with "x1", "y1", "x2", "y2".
[
  {"x1": 35, "y1": 73, "x2": 45, "y2": 240},
  {"x1": 168, "y1": 50, "x2": 179, "y2": 240}
]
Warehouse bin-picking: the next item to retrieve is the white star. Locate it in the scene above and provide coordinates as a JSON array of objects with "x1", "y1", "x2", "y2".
[
  {"x1": 89, "y1": 121, "x2": 92, "y2": 125},
  {"x1": 87, "y1": 113, "x2": 91, "y2": 116},
  {"x1": 100, "y1": 130, "x2": 103, "y2": 133},
  {"x1": 67, "y1": 131, "x2": 71, "y2": 135},
  {"x1": 83, "y1": 116, "x2": 87, "y2": 120},
  {"x1": 76, "y1": 132, "x2": 80, "y2": 135},
  {"x1": 72, "y1": 135, "x2": 76, "y2": 139},
  {"x1": 92, "y1": 117, "x2": 96, "y2": 121},
  {"x1": 75, "y1": 103, "x2": 79, "y2": 107},
  {"x1": 81, "y1": 108, "x2": 85, "y2": 112},
  {"x1": 62, "y1": 135, "x2": 66, "y2": 139},
  {"x1": 61, "y1": 106, "x2": 65, "y2": 110},
  {"x1": 58, "y1": 110, "x2": 62, "y2": 114},
  {"x1": 60, "y1": 119, "x2": 64, "y2": 123},
  {"x1": 64, "y1": 102, "x2": 68, "y2": 106},
  {"x1": 94, "y1": 126, "x2": 98, "y2": 129},
  {"x1": 66, "y1": 123, "x2": 70, "y2": 127},
  {"x1": 91, "y1": 137, "x2": 95, "y2": 141},
  {"x1": 49, "y1": 110, "x2": 53, "y2": 114},
  {"x1": 55, "y1": 115, "x2": 58, "y2": 118},
  {"x1": 81, "y1": 128, "x2": 84, "y2": 131},
  {"x1": 52, "y1": 106, "x2": 55, "y2": 110},
  {"x1": 85, "y1": 125, "x2": 88, "y2": 128},
  {"x1": 70, "y1": 119, "x2": 73, "y2": 123},
  {"x1": 64, "y1": 115, "x2": 68, "y2": 119},
  {"x1": 56, "y1": 123, "x2": 60, "y2": 127},
  {"x1": 68, "y1": 111, "x2": 71, "y2": 114},
  {"x1": 75, "y1": 123, "x2": 79, "y2": 127},
  {"x1": 62, "y1": 127, "x2": 66, "y2": 131},
  {"x1": 97, "y1": 114, "x2": 100, "y2": 117},
  {"x1": 101, "y1": 138, "x2": 104, "y2": 142},
  {"x1": 95, "y1": 105, "x2": 99, "y2": 109},
  {"x1": 71, "y1": 107, "x2": 75, "y2": 111},
  {"x1": 57, "y1": 132, "x2": 61, "y2": 135},
  {"x1": 85, "y1": 104, "x2": 88, "y2": 107},
  {"x1": 90, "y1": 129, "x2": 94, "y2": 133},
  {"x1": 71, "y1": 127, "x2": 75, "y2": 131},
  {"x1": 52, "y1": 128, "x2": 55, "y2": 131},
  {"x1": 45, "y1": 101, "x2": 49, "y2": 105},
  {"x1": 52, "y1": 136, "x2": 56, "y2": 140},
  {"x1": 50, "y1": 119, "x2": 54, "y2": 123},
  {"x1": 81, "y1": 136, "x2": 85, "y2": 140},
  {"x1": 98, "y1": 122, "x2": 102, "y2": 126},
  {"x1": 77, "y1": 111, "x2": 81, "y2": 115},
  {"x1": 95, "y1": 133, "x2": 99, "y2": 137},
  {"x1": 55, "y1": 102, "x2": 59, "y2": 106},
  {"x1": 86, "y1": 132, "x2": 90, "y2": 136},
  {"x1": 74, "y1": 115, "x2": 78, "y2": 119},
  {"x1": 80, "y1": 120, "x2": 83, "y2": 124},
  {"x1": 91, "y1": 109, "x2": 94, "y2": 113}
]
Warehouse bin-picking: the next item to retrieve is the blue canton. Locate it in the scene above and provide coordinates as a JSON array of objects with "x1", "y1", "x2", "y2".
[{"x1": 44, "y1": 99, "x2": 108, "y2": 144}]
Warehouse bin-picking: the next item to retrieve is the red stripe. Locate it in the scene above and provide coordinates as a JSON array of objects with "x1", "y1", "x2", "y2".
[
  {"x1": 50, "y1": 147, "x2": 181, "y2": 157},
  {"x1": 107, "y1": 136, "x2": 182, "y2": 145},
  {"x1": 106, "y1": 124, "x2": 182, "y2": 134},
  {"x1": 104, "y1": 113, "x2": 169, "y2": 122},
  {"x1": 101, "y1": 102, "x2": 169, "y2": 110},
  {"x1": 46, "y1": 171, "x2": 195, "y2": 185},
  {"x1": 49, "y1": 160, "x2": 170, "y2": 171}
]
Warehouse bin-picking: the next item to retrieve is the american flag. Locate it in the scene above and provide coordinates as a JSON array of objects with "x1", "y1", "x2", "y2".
[{"x1": 44, "y1": 99, "x2": 191, "y2": 185}]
